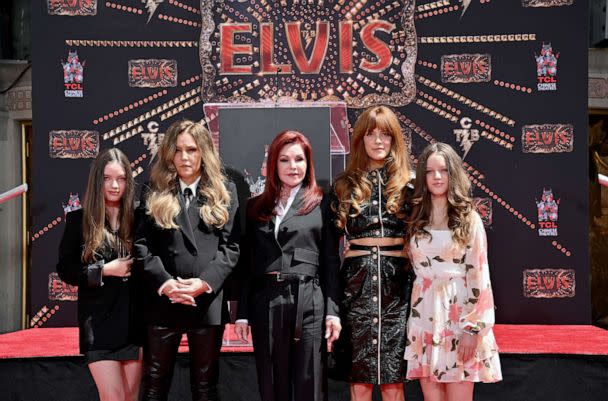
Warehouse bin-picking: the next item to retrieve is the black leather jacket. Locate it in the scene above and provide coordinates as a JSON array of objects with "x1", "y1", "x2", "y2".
[{"x1": 342, "y1": 167, "x2": 413, "y2": 240}]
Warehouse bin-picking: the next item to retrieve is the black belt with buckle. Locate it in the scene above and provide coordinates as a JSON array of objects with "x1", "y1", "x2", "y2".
[
  {"x1": 259, "y1": 272, "x2": 318, "y2": 343},
  {"x1": 261, "y1": 272, "x2": 314, "y2": 282}
]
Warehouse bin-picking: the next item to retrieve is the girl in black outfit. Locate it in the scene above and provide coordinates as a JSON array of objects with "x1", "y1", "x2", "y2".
[{"x1": 57, "y1": 148, "x2": 142, "y2": 401}]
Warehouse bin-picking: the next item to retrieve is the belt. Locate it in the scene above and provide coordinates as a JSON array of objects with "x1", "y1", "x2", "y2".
[
  {"x1": 260, "y1": 272, "x2": 316, "y2": 283},
  {"x1": 349, "y1": 244, "x2": 404, "y2": 251},
  {"x1": 258, "y1": 272, "x2": 318, "y2": 343}
]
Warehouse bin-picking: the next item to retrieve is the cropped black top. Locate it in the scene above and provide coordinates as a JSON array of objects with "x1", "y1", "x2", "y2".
[{"x1": 341, "y1": 167, "x2": 413, "y2": 240}]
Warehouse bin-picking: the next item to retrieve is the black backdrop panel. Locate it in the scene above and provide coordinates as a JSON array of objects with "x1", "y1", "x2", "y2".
[
  {"x1": 31, "y1": 1, "x2": 589, "y2": 327},
  {"x1": 219, "y1": 107, "x2": 331, "y2": 191}
]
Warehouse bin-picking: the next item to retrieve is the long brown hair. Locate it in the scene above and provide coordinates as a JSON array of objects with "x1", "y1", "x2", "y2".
[
  {"x1": 333, "y1": 105, "x2": 412, "y2": 229},
  {"x1": 147, "y1": 120, "x2": 231, "y2": 229},
  {"x1": 82, "y1": 148, "x2": 134, "y2": 263},
  {"x1": 406, "y1": 142, "x2": 475, "y2": 247},
  {"x1": 249, "y1": 130, "x2": 322, "y2": 221}
]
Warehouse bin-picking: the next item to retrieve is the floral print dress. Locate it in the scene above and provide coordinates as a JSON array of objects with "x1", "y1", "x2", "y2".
[{"x1": 404, "y1": 212, "x2": 502, "y2": 383}]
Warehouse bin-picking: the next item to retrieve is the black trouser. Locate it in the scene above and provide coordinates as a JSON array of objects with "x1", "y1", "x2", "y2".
[
  {"x1": 250, "y1": 275, "x2": 326, "y2": 401},
  {"x1": 141, "y1": 325, "x2": 224, "y2": 401}
]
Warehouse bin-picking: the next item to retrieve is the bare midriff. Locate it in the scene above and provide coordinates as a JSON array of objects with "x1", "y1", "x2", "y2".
[{"x1": 344, "y1": 237, "x2": 406, "y2": 258}]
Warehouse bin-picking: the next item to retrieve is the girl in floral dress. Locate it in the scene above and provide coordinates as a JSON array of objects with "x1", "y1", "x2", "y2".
[{"x1": 404, "y1": 143, "x2": 502, "y2": 401}]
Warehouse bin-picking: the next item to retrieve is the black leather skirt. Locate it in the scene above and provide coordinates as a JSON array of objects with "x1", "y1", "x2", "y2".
[{"x1": 332, "y1": 246, "x2": 414, "y2": 384}]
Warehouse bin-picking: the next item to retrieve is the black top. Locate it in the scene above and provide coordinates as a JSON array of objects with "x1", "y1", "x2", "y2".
[
  {"x1": 341, "y1": 167, "x2": 413, "y2": 240},
  {"x1": 237, "y1": 190, "x2": 341, "y2": 320},
  {"x1": 133, "y1": 181, "x2": 241, "y2": 327},
  {"x1": 56, "y1": 209, "x2": 142, "y2": 353}
]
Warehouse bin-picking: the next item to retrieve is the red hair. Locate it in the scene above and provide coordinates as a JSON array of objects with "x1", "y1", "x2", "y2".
[{"x1": 249, "y1": 130, "x2": 323, "y2": 221}]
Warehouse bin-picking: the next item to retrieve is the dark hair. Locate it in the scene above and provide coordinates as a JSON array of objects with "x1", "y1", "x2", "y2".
[
  {"x1": 249, "y1": 130, "x2": 322, "y2": 221},
  {"x1": 406, "y1": 142, "x2": 475, "y2": 247},
  {"x1": 82, "y1": 148, "x2": 134, "y2": 263}
]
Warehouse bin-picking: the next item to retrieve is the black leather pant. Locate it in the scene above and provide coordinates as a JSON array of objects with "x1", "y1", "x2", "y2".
[{"x1": 141, "y1": 325, "x2": 224, "y2": 401}]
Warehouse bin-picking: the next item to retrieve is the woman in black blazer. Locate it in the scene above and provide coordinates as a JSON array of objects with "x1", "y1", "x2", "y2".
[
  {"x1": 134, "y1": 120, "x2": 240, "y2": 401},
  {"x1": 235, "y1": 130, "x2": 341, "y2": 401},
  {"x1": 57, "y1": 148, "x2": 142, "y2": 401}
]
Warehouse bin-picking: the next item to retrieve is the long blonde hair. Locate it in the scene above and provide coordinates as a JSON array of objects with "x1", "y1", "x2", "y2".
[
  {"x1": 147, "y1": 120, "x2": 231, "y2": 229},
  {"x1": 407, "y1": 142, "x2": 475, "y2": 247},
  {"x1": 333, "y1": 105, "x2": 412, "y2": 229},
  {"x1": 82, "y1": 148, "x2": 134, "y2": 263}
]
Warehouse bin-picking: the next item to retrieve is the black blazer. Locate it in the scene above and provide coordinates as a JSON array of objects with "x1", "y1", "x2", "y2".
[
  {"x1": 237, "y1": 190, "x2": 341, "y2": 321},
  {"x1": 133, "y1": 181, "x2": 240, "y2": 327},
  {"x1": 56, "y1": 209, "x2": 142, "y2": 353}
]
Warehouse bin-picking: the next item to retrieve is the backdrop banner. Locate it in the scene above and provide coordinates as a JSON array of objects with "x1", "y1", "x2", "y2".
[{"x1": 31, "y1": 0, "x2": 589, "y2": 328}]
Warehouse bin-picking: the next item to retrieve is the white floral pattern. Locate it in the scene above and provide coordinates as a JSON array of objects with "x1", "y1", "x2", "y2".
[{"x1": 404, "y1": 212, "x2": 502, "y2": 383}]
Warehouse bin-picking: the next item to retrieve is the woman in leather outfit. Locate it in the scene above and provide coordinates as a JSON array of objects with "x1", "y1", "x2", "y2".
[{"x1": 332, "y1": 106, "x2": 415, "y2": 401}]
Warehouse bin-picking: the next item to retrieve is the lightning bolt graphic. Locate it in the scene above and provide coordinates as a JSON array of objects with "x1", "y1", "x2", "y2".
[
  {"x1": 461, "y1": 0, "x2": 472, "y2": 17},
  {"x1": 142, "y1": 0, "x2": 164, "y2": 23},
  {"x1": 460, "y1": 133, "x2": 473, "y2": 159}
]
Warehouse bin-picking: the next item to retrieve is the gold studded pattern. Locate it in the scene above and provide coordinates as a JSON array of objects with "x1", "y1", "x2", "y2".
[
  {"x1": 93, "y1": 90, "x2": 168, "y2": 125},
  {"x1": 157, "y1": 13, "x2": 202, "y2": 27},
  {"x1": 479, "y1": 130, "x2": 514, "y2": 150},
  {"x1": 475, "y1": 120, "x2": 516, "y2": 143},
  {"x1": 345, "y1": 0, "x2": 370, "y2": 20},
  {"x1": 416, "y1": 4, "x2": 460, "y2": 20},
  {"x1": 181, "y1": 74, "x2": 202, "y2": 87},
  {"x1": 414, "y1": 98, "x2": 459, "y2": 123},
  {"x1": 167, "y1": 0, "x2": 200, "y2": 15},
  {"x1": 469, "y1": 177, "x2": 534, "y2": 230},
  {"x1": 419, "y1": 33, "x2": 537, "y2": 44},
  {"x1": 30, "y1": 305, "x2": 60, "y2": 328},
  {"x1": 130, "y1": 153, "x2": 147, "y2": 169},
  {"x1": 417, "y1": 75, "x2": 516, "y2": 127},
  {"x1": 102, "y1": 87, "x2": 201, "y2": 141},
  {"x1": 551, "y1": 241, "x2": 572, "y2": 257},
  {"x1": 32, "y1": 217, "x2": 62, "y2": 242},
  {"x1": 417, "y1": 60, "x2": 439, "y2": 70},
  {"x1": 105, "y1": 1, "x2": 144, "y2": 15},
  {"x1": 160, "y1": 96, "x2": 202, "y2": 121},
  {"x1": 418, "y1": 91, "x2": 462, "y2": 116},
  {"x1": 132, "y1": 166, "x2": 144, "y2": 178},
  {"x1": 65, "y1": 40, "x2": 197, "y2": 47},
  {"x1": 416, "y1": 0, "x2": 450, "y2": 12},
  {"x1": 493, "y1": 79, "x2": 533, "y2": 94},
  {"x1": 112, "y1": 126, "x2": 144, "y2": 145}
]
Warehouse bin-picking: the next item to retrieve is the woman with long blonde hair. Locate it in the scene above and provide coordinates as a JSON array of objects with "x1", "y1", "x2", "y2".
[
  {"x1": 57, "y1": 148, "x2": 142, "y2": 401},
  {"x1": 134, "y1": 119, "x2": 240, "y2": 401},
  {"x1": 404, "y1": 143, "x2": 502, "y2": 401},
  {"x1": 332, "y1": 105, "x2": 415, "y2": 401}
]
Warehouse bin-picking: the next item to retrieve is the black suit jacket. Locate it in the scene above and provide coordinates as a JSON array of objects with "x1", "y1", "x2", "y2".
[
  {"x1": 133, "y1": 181, "x2": 240, "y2": 327},
  {"x1": 237, "y1": 190, "x2": 341, "y2": 322},
  {"x1": 56, "y1": 209, "x2": 143, "y2": 353}
]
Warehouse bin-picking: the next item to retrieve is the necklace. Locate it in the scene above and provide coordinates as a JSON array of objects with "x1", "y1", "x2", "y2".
[{"x1": 279, "y1": 187, "x2": 291, "y2": 205}]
